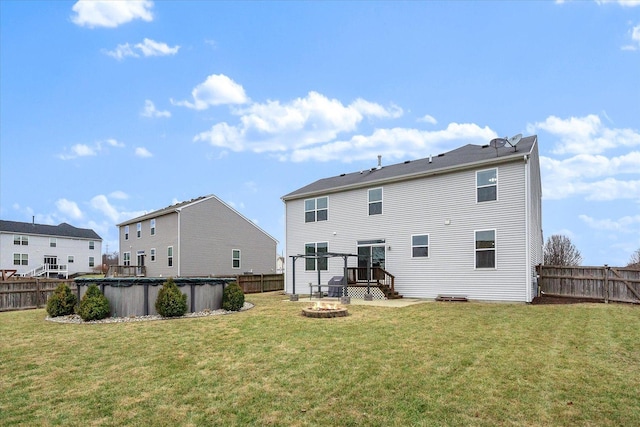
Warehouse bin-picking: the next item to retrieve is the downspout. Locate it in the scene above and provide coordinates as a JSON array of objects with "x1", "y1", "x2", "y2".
[
  {"x1": 523, "y1": 154, "x2": 531, "y2": 302},
  {"x1": 176, "y1": 208, "x2": 181, "y2": 277}
]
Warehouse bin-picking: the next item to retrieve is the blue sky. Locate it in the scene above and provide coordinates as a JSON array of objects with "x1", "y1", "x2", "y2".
[{"x1": 1, "y1": 0, "x2": 638, "y2": 266}]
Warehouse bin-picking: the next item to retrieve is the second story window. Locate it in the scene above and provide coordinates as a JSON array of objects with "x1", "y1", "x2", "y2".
[
  {"x1": 49, "y1": 238, "x2": 57, "y2": 248},
  {"x1": 14, "y1": 235, "x2": 28, "y2": 245},
  {"x1": 305, "y1": 197, "x2": 328, "y2": 223},
  {"x1": 136, "y1": 222, "x2": 142, "y2": 238},
  {"x1": 477, "y1": 168, "x2": 497, "y2": 202},
  {"x1": 150, "y1": 248, "x2": 156, "y2": 262},
  {"x1": 150, "y1": 219, "x2": 156, "y2": 236},
  {"x1": 368, "y1": 188, "x2": 383, "y2": 215},
  {"x1": 167, "y1": 246, "x2": 173, "y2": 267},
  {"x1": 124, "y1": 226, "x2": 129, "y2": 241},
  {"x1": 89, "y1": 241, "x2": 95, "y2": 250}
]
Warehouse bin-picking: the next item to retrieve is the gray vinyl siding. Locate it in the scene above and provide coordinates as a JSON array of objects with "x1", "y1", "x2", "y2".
[
  {"x1": 285, "y1": 159, "x2": 531, "y2": 301},
  {"x1": 527, "y1": 141, "x2": 543, "y2": 299},
  {"x1": 179, "y1": 197, "x2": 276, "y2": 276}
]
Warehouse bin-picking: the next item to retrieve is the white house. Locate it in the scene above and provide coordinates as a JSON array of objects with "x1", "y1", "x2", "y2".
[
  {"x1": 281, "y1": 135, "x2": 543, "y2": 303},
  {"x1": 116, "y1": 195, "x2": 278, "y2": 278},
  {"x1": 0, "y1": 220, "x2": 103, "y2": 278}
]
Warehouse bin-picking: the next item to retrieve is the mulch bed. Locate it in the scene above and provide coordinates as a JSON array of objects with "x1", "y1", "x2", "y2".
[{"x1": 531, "y1": 295, "x2": 605, "y2": 305}]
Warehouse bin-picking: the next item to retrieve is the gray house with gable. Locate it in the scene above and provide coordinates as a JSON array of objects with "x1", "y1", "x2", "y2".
[
  {"x1": 117, "y1": 195, "x2": 278, "y2": 278},
  {"x1": 282, "y1": 135, "x2": 543, "y2": 302}
]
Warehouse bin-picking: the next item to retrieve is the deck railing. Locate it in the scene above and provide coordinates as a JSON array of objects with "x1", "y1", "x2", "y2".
[
  {"x1": 106, "y1": 265, "x2": 146, "y2": 277},
  {"x1": 347, "y1": 267, "x2": 395, "y2": 295}
]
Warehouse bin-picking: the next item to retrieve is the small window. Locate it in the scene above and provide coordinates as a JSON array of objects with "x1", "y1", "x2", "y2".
[
  {"x1": 232, "y1": 249, "x2": 241, "y2": 269},
  {"x1": 68, "y1": 256, "x2": 74, "y2": 263},
  {"x1": 89, "y1": 241, "x2": 95, "y2": 250},
  {"x1": 304, "y1": 197, "x2": 328, "y2": 223},
  {"x1": 50, "y1": 238, "x2": 57, "y2": 248},
  {"x1": 89, "y1": 257, "x2": 95, "y2": 268},
  {"x1": 368, "y1": 188, "x2": 383, "y2": 215},
  {"x1": 150, "y1": 248, "x2": 156, "y2": 262},
  {"x1": 14, "y1": 235, "x2": 28, "y2": 246},
  {"x1": 124, "y1": 226, "x2": 129, "y2": 241},
  {"x1": 477, "y1": 169, "x2": 497, "y2": 202},
  {"x1": 475, "y1": 230, "x2": 496, "y2": 269},
  {"x1": 167, "y1": 246, "x2": 173, "y2": 267},
  {"x1": 13, "y1": 253, "x2": 28, "y2": 266},
  {"x1": 305, "y1": 242, "x2": 328, "y2": 271},
  {"x1": 136, "y1": 223, "x2": 142, "y2": 238},
  {"x1": 412, "y1": 234, "x2": 429, "y2": 258},
  {"x1": 123, "y1": 252, "x2": 131, "y2": 266},
  {"x1": 150, "y1": 219, "x2": 156, "y2": 236}
]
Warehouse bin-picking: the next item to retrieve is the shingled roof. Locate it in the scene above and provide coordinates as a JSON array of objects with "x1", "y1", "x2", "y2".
[
  {"x1": 282, "y1": 135, "x2": 537, "y2": 200},
  {"x1": 0, "y1": 220, "x2": 102, "y2": 240},
  {"x1": 116, "y1": 195, "x2": 210, "y2": 226}
]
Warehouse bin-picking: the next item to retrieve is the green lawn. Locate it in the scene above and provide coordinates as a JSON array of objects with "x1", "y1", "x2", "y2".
[{"x1": 1, "y1": 292, "x2": 639, "y2": 426}]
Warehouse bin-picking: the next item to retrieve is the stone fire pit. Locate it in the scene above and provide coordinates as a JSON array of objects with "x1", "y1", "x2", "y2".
[{"x1": 302, "y1": 302, "x2": 348, "y2": 318}]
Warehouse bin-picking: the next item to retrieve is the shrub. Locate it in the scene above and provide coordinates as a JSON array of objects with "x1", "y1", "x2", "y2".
[
  {"x1": 222, "y1": 282, "x2": 245, "y2": 311},
  {"x1": 77, "y1": 284, "x2": 110, "y2": 321},
  {"x1": 155, "y1": 277, "x2": 187, "y2": 317},
  {"x1": 46, "y1": 283, "x2": 77, "y2": 317}
]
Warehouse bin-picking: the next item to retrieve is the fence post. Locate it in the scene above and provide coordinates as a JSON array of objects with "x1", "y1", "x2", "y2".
[
  {"x1": 604, "y1": 264, "x2": 609, "y2": 304},
  {"x1": 261, "y1": 274, "x2": 265, "y2": 293},
  {"x1": 36, "y1": 278, "x2": 41, "y2": 308}
]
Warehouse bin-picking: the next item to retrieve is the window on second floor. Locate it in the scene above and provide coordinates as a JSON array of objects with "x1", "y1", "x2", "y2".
[
  {"x1": 150, "y1": 248, "x2": 156, "y2": 262},
  {"x1": 13, "y1": 235, "x2": 28, "y2": 245},
  {"x1": 477, "y1": 168, "x2": 497, "y2": 202},
  {"x1": 137, "y1": 222, "x2": 142, "y2": 238},
  {"x1": 89, "y1": 241, "x2": 95, "y2": 250},
  {"x1": 305, "y1": 242, "x2": 328, "y2": 271},
  {"x1": 124, "y1": 226, "x2": 129, "y2": 241},
  {"x1": 150, "y1": 219, "x2": 156, "y2": 236},
  {"x1": 305, "y1": 197, "x2": 328, "y2": 223},
  {"x1": 368, "y1": 188, "x2": 383, "y2": 215},
  {"x1": 411, "y1": 234, "x2": 429, "y2": 258},
  {"x1": 167, "y1": 246, "x2": 173, "y2": 267},
  {"x1": 232, "y1": 249, "x2": 241, "y2": 269},
  {"x1": 49, "y1": 238, "x2": 57, "y2": 248},
  {"x1": 68, "y1": 256, "x2": 74, "y2": 263}
]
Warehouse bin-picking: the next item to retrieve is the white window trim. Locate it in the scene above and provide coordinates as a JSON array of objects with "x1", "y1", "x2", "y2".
[
  {"x1": 474, "y1": 228, "x2": 497, "y2": 270},
  {"x1": 368, "y1": 187, "x2": 383, "y2": 216},
  {"x1": 232, "y1": 249, "x2": 241, "y2": 269},
  {"x1": 167, "y1": 246, "x2": 174, "y2": 268},
  {"x1": 476, "y1": 168, "x2": 498, "y2": 203},
  {"x1": 411, "y1": 233, "x2": 430, "y2": 259},
  {"x1": 123, "y1": 251, "x2": 131, "y2": 266},
  {"x1": 304, "y1": 196, "x2": 329, "y2": 223},
  {"x1": 150, "y1": 219, "x2": 156, "y2": 236},
  {"x1": 150, "y1": 248, "x2": 156, "y2": 262},
  {"x1": 136, "y1": 222, "x2": 142, "y2": 239},
  {"x1": 124, "y1": 226, "x2": 129, "y2": 241}
]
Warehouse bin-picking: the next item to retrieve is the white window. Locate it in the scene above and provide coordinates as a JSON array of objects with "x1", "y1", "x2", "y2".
[
  {"x1": 477, "y1": 168, "x2": 497, "y2": 202},
  {"x1": 68, "y1": 256, "x2": 74, "y2": 263},
  {"x1": 89, "y1": 257, "x2": 95, "y2": 268},
  {"x1": 475, "y1": 229, "x2": 496, "y2": 269},
  {"x1": 13, "y1": 253, "x2": 28, "y2": 266},
  {"x1": 304, "y1": 197, "x2": 328, "y2": 222},
  {"x1": 123, "y1": 252, "x2": 131, "y2": 266},
  {"x1": 305, "y1": 242, "x2": 328, "y2": 271},
  {"x1": 49, "y1": 238, "x2": 57, "y2": 248},
  {"x1": 411, "y1": 234, "x2": 429, "y2": 258},
  {"x1": 89, "y1": 241, "x2": 95, "y2": 250},
  {"x1": 232, "y1": 249, "x2": 241, "y2": 269},
  {"x1": 167, "y1": 246, "x2": 173, "y2": 267},
  {"x1": 368, "y1": 188, "x2": 383, "y2": 215},
  {"x1": 14, "y1": 235, "x2": 28, "y2": 245},
  {"x1": 150, "y1": 248, "x2": 156, "y2": 262},
  {"x1": 150, "y1": 219, "x2": 156, "y2": 236},
  {"x1": 136, "y1": 222, "x2": 142, "y2": 238},
  {"x1": 124, "y1": 226, "x2": 129, "y2": 241}
]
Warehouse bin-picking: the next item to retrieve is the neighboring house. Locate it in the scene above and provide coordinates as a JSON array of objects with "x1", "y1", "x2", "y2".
[
  {"x1": 116, "y1": 195, "x2": 278, "y2": 277},
  {"x1": 0, "y1": 220, "x2": 102, "y2": 278},
  {"x1": 281, "y1": 135, "x2": 542, "y2": 303}
]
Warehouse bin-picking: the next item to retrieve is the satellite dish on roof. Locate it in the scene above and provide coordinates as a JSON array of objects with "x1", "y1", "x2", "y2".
[
  {"x1": 490, "y1": 137, "x2": 507, "y2": 157},
  {"x1": 507, "y1": 133, "x2": 522, "y2": 149}
]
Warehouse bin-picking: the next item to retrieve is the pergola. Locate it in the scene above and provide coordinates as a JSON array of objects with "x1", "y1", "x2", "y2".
[{"x1": 289, "y1": 252, "x2": 373, "y2": 302}]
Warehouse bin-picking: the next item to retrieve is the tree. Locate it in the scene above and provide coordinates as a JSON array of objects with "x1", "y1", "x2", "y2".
[
  {"x1": 543, "y1": 234, "x2": 582, "y2": 266},
  {"x1": 628, "y1": 248, "x2": 640, "y2": 269}
]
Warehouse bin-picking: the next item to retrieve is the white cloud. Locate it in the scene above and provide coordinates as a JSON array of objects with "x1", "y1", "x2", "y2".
[
  {"x1": 579, "y1": 214, "x2": 640, "y2": 233},
  {"x1": 172, "y1": 74, "x2": 249, "y2": 110},
  {"x1": 528, "y1": 114, "x2": 640, "y2": 155},
  {"x1": 194, "y1": 90, "x2": 412, "y2": 155},
  {"x1": 71, "y1": 0, "x2": 154, "y2": 28},
  {"x1": 418, "y1": 114, "x2": 438, "y2": 125},
  {"x1": 141, "y1": 100, "x2": 171, "y2": 118},
  {"x1": 90, "y1": 195, "x2": 121, "y2": 223},
  {"x1": 109, "y1": 191, "x2": 129, "y2": 200},
  {"x1": 595, "y1": 0, "x2": 640, "y2": 7},
  {"x1": 622, "y1": 24, "x2": 640, "y2": 50},
  {"x1": 56, "y1": 198, "x2": 83, "y2": 220},
  {"x1": 58, "y1": 139, "x2": 125, "y2": 160},
  {"x1": 135, "y1": 147, "x2": 153, "y2": 158},
  {"x1": 104, "y1": 39, "x2": 179, "y2": 60}
]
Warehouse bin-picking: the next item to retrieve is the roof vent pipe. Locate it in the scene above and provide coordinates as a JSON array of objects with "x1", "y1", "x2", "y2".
[
  {"x1": 377, "y1": 154, "x2": 382, "y2": 169},
  {"x1": 429, "y1": 154, "x2": 433, "y2": 163}
]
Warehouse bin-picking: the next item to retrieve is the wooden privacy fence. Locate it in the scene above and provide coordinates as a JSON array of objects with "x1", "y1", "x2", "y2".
[
  {"x1": 235, "y1": 273, "x2": 284, "y2": 294},
  {"x1": 0, "y1": 279, "x2": 77, "y2": 312},
  {"x1": 536, "y1": 264, "x2": 640, "y2": 304}
]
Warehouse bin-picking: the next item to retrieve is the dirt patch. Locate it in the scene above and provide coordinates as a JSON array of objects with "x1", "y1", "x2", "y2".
[{"x1": 531, "y1": 295, "x2": 605, "y2": 305}]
